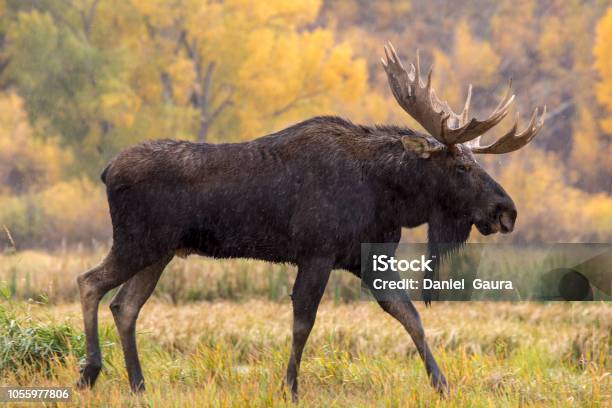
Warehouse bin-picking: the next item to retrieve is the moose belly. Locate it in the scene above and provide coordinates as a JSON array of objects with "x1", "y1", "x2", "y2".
[{"x1": 177, "y1": 212, "x2": 296, "y2": 263}]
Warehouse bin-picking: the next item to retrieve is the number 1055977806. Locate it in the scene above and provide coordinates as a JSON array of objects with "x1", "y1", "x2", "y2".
[{"x1": 0, "y1": 387, "x2": 71, "y2": 402}]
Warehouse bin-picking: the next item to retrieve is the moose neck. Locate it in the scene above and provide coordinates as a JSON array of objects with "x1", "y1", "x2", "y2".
[
  {"x1": 424, "y1": 207, "x2": 473, "y2": 304},
  {"x1": 383, "y1": 155, "x2": 438, "y2": 229}
]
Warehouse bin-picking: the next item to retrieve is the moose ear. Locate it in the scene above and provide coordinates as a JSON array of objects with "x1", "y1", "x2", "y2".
[{"x1": 401, "y1": 136, "x2": 441, "y2": 159}]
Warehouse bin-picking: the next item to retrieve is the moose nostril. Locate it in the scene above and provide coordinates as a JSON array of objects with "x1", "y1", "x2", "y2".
[{"x1": 499, "y1": 210, "x2": 515, "y2": 233}]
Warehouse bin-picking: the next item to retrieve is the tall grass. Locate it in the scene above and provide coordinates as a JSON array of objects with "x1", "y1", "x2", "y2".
[
  {"x1": 0, "y1": 302, "x2": 85, "y2": 376},
  {"x1": 0, "y1": 248, "x2": 610, "y2": 406},
  {"x1": 3, "y1": 246, "x2": 608, "y2": 306},
  {"x1": 0, "y1": 300, "x2": 609, "y2": 407},
  {"x1": 0, "y1": 247, "x2": 361, "y2": 304}
]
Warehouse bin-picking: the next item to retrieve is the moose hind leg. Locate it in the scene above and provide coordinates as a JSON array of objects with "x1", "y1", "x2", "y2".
[
  {"x1": 285, "y1": 257, "x2": 333, "y2": 403},
  {"x1": 109, "y1": 255, "x2": 172, "y2": 392},
  {"x1": 76, "y1": 256, "x2": 132, "y2": 388}
]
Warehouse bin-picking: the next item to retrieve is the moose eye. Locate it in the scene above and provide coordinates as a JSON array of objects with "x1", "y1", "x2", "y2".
[{"x1": 457, "y1": 164, "x2": 470, "y2": 173}]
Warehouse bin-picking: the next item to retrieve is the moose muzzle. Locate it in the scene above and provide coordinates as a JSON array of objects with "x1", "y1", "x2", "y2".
[
  {"x1": 499, "y1": 208, "x2": 516, "y2": 234},
  {"x1": 474, "y1": 203, "x2": 517, "y2": 236}
]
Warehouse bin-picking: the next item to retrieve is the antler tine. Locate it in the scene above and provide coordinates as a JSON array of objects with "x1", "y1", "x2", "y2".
[
  {"x1": 471, "y1": 105, "x2": 546, "y2": 154},
  {"x1": 426, "y1": 66, "x2": 433, "y2": 92},
  {"x1": 387, "y1": 42, "x2": 402, "y2": 67},
  {"x1": 415, "y1": 49, "x2": 422, "y2": 87},
  {"x1": 490, "y1": 80, "x2": 514, "y2": 119},
  {"x1": 447, "y1": 82, "x2": 516, "y2": 145},
  {"x1": 461, "y1": 84, "x2": 472, "y2": 126}
]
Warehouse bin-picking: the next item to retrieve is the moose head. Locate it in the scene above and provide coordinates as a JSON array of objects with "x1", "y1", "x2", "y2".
[{"x1": 381, "y1": 43, "x2": 546, "y2": 240}]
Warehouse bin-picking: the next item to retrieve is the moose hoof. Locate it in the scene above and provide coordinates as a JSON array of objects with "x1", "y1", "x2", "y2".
[
  {"x1": 76, "y1": 363, "x2": 102, "y2": 389},
  {"x1": 433, "y1": 373, "x2": 449, "y2": 397},
  {"x1": 280, "y1": 380, "x2": 299, "y2": 403},
  {"x1": 130, "y1": 380, "x2": 146, "y2": 393},
  {"x1": 291, "y1": 391, "x2": 299, "y2": 404}
]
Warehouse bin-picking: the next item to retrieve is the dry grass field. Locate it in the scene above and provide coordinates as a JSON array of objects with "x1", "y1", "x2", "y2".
[
  {"x1": 0, "y1": 247, "x2": 359, "y2": 304},
  {"x1": 2, "y1": 1, "x2": 612, "y2": 406},
  {"x1": 0, "y1": 249, "x2": 610, "y2": 407}
]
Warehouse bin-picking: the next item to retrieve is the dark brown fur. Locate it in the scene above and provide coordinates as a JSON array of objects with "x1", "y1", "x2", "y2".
[{"x1": 77, "y1": 116, "x2": 517, "y2": 399}]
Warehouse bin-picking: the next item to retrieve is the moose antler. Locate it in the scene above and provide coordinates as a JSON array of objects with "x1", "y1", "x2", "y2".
[
  {"x1": 381, "y1": 42, "x2": 545, "y2": 153},
  {"x1": 468, "y1": 106, "x2": 546, "y2": 154}
]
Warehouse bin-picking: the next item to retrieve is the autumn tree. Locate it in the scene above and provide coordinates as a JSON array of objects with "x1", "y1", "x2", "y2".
[
  {"x1": 4, "y1": 1, "x2": 129, "y2": 175},
  {"x1": 0, "y1": 0, "x2": 611, "y2": 245},
  {"x1": 573, "y1": 5, "x2": 612, "y2": 192},
  {"x1": 0, "y1": 92, "x2": 109, "y2": 246},
  {"x1": 594, "y1": 7, "x2": 612, "y2": 133},
  {"x1": 0, "y1": 92, "x2": 70, "y2": 195},
  {"x1": 130, "y1": 0, "x2": 368, "y2": 142},
  {"x1": 4, "y1": 0, "x2": 369, "y2": 177}
]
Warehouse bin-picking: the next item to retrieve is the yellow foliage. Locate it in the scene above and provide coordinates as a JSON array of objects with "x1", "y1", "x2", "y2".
[
  {"x1": 583, "y1": 193, "x2": 612, "y2": 238},
  {"x1": 335, "y1": 92, "x2": 390, "y2": 125},
  {"x1": 537, "y1": 2, "x2": 594, "y2": 80},
  {"x1": 452, "y1": 21, "x2": 500, "y2": 88},
  {"x1": 570, "y1": 108, "x2": 604, "y2": 186},
  {"x1": 0, "y1": 93, "x2": 109, "y2": 245},
  {"x1": 594, "y1": 6, "x2": 612, "y2": 133},
  {"x1": 0, "y1": 194, "x2": 37, "y2": 243},
  {"x1": 491, "y1": 0, "x2": 537, "y2": 70},
  {"x1": 429, "y1": 22, "x2": 500, "y2": 121},
  {"x1": 0, "y1": 93, "x2": 71, "y2": 194},
  {"x1": 431, "y1": 49, "x2": 462, "y2": 114},
  {"x1": 0, "y1": 178, "x2": 110, "y2": 246},
  {"x1": 538, "y1": 16, "x2": 565, "y2": 75},
  {"x1": 494, "y1": 148, "x2": 612, "y2": 242},
  {"x1": 236, "y1": 23, "x2": 368, "y2": 137},
  {"x1": 105, "y1": 0, "x2": 367, "y2": 143},
  {"x1": 37, "y1": 178, "x2": 110, "y2": 243},
  {"x1": 226, "y1": 0, "x2": 321, "y2": 29},
  {"x1": 166, "y1": 58, "x2": 197, "y2": 105},
  {"x1": 100, "y1": 87, "x2": 141, "y2": 128}
]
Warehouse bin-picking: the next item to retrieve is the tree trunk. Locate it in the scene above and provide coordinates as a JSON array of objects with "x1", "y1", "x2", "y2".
[{"x1": 198, "y1": 118, "x2": 209, "y2": 142}]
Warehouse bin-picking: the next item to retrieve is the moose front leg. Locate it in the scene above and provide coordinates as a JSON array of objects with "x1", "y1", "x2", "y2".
[
  {"x1": 285, "y1": 256, "x2": 333, "y2": 403},
  {"x1": 361, "y1": 254, "x2": 448, "y2": 396},
  {"x1": 376, "y1": 291, "x2": 448, "y2": 395}
]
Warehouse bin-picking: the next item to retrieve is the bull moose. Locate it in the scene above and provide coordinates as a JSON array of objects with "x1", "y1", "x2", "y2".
[{"x1": 76, "y1": 43, "x2": 545, "y2": 400}]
